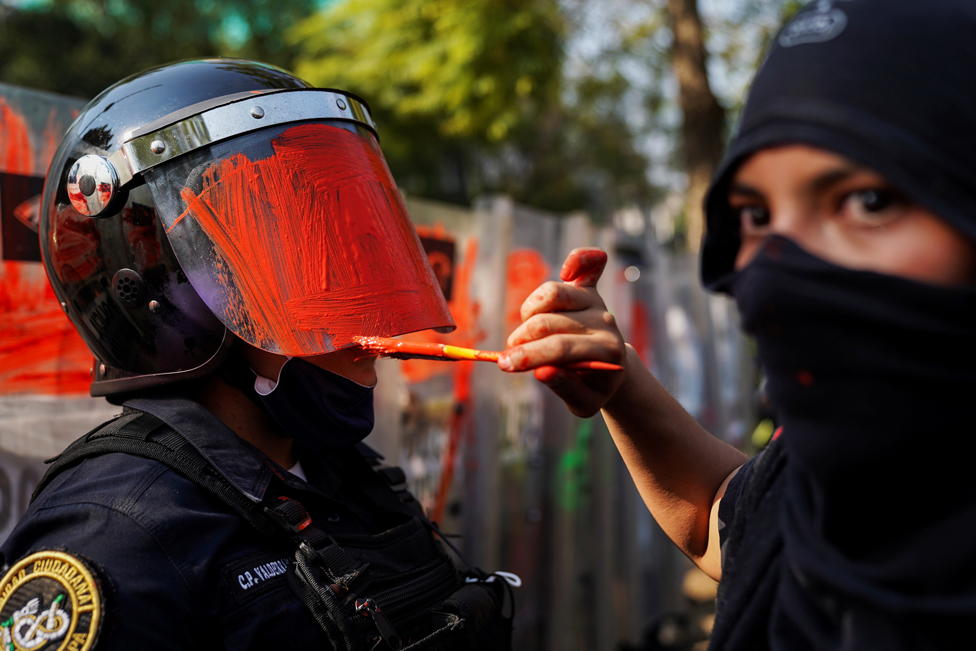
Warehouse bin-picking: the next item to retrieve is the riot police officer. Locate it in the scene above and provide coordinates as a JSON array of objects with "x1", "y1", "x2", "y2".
[{"x1": 0, "y1": 59, "x2": 510, "y2": 651}]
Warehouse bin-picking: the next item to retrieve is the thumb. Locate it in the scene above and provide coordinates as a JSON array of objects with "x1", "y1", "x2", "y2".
[{"x1": 559, "y1": 248, "x2": 607, "y2": 288}]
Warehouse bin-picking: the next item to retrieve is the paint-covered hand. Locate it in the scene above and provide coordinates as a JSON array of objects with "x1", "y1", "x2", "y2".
[{"x1": 497, "y1": 248, "x2": 626, "y2": 417}]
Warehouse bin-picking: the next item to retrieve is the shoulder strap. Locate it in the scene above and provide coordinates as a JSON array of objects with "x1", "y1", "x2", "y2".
[
  {"x1": 39, "y1": 409, "x2": 480, "y2": 572},
  {"x1": 33, "y1": 410, "x2": 287, "y2": 540},
  {"x1": 40, "y1": 410, "x2": 373, "y2": 584}
]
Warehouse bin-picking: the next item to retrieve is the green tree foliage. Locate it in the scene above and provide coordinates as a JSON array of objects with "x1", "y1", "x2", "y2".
[
  {"x1": 293, "y1": 0, "x2": 563, "y2": 144},
  {"x1": 0, "y1": 0, "x2": 796, "y2": 220},
  {"x1": 497, "y1": 71, "x2": 657, "y2": 214},
  {"x1": 584, "y1": 0, "x2": 796, "y2": 246},
  {"x1": 291, "y1": 0, "x2": 656, "y2": 214},
  {"x1": 0, "y1": 0, "x2": 318, "y2": 99}
]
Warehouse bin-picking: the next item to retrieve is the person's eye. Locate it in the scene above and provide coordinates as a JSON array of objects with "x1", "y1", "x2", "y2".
[
  {"x1": 842, "y1": 188, "x2": 905, "y2": 226},
  {"x1": 853, "y1": 189, "x2": 898, "y2": 212},
  {"x1": 737, "y1": 205, "x2": 771, "y2": 232}
]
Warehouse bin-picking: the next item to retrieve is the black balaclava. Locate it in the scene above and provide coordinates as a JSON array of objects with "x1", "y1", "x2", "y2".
[{"x1": 701, "y1": 0, "x2": 976, "y2": 647}]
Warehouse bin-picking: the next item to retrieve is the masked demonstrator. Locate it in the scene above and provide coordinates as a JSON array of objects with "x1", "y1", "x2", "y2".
[
  {"x1": 0, "y1": 59, "x2": 512, "y2": 651},
  {"x1": 498, "y1": 0, "x2": 976, "y2": 648}
]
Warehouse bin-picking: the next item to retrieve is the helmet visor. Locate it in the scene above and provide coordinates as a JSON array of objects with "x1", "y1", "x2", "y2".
[{"x1": 145, "y1": 121, "x2": 455, "y2": 356}]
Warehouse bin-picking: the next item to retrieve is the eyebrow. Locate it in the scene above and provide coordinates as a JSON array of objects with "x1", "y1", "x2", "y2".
[
  {"x1": 808, "y1": 165, "x2": 863, "y2": 195},
  {"x1": 728, "y1": 182, "x2": 763, "y2": 198},
  {"x1": 729, "y1": 164, "x2": 868, "y2": 199}
]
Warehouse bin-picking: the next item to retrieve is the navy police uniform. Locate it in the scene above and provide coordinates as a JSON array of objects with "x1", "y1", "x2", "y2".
[{"x1": 0, "y1": 395, "x2": 433, "y2": 649}]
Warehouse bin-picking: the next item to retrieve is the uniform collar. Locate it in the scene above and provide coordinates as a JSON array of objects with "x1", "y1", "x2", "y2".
[{"x1": 122, "y1": 394, "x2": 344, "y2": 500}]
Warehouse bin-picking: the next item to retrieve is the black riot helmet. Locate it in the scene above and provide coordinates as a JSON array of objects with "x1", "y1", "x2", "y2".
[{"x1": 41, "y1": 59, "x2": 455, "y2": 398}]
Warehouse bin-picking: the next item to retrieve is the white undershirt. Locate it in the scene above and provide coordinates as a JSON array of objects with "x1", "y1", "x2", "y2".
[
  {"x1": 287, "y1": 459, "x2": 307, "y2": 482},
  {"x1": 253, "y1": 373, "x2": 278, "y2": 396}
]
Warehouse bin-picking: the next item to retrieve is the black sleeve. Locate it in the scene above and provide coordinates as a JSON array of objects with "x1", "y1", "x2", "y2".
[
  {"x1": 1, "y1": 502, "x2": 202, "y2": 650},
  {"x1": 717, "y1": 454, "x2": 758, "y2": 562}
]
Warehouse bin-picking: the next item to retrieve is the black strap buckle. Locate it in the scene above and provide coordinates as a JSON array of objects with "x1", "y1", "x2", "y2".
[{"x1": 263, "y1": 496, "x2": 312, "y2": 533}]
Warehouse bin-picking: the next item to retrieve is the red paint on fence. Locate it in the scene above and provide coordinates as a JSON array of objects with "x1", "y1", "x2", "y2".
[
  {"x1": 504, "y1": 248, "x2": 550, "y2": 337},
  {"x1": 0, "y1": 261, "x2": 92, "y2": 394},
  {"x1": 428, "y1": 238, "x2": 481, "y2": 524},
  {"x1": 0, "y1": 99, "x2": 32, "y2": 175},
  {"x1": 179, "y1": 123, "x2": 450, "y2": 355},
  {"x1": 400, "y1": 238, "x2": 482, "y2": 385},
  {"x1": 41, "y1": 108, "x2": 61, "y2": 169},
  {"x1": 0, "y1": 98, "x2": 93, "y2": 395}
]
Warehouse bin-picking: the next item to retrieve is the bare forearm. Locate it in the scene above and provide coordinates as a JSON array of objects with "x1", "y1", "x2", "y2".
[
  {"x1": 602, "y1": 346, "x2": 747, "y2": 567},
  {"x1": 498, "y1": 249, "x2": 745, "y2": 572}
]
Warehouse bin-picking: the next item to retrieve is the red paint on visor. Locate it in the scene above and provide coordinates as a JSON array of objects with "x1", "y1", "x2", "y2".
[{"x1": 177, "y1": 123, "x2": 454, "y2": 355}]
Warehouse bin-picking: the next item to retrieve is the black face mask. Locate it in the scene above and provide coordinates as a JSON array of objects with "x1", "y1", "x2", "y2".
[
  {"x1": 257, "y1": 357, "x2": 375, "y2": 455},
  {"x1": 735, "y1": 235, "x2": 976, "y2": 557},
  {"x1": 698, "y1": 0, "x2": 976, "y2": 645}
]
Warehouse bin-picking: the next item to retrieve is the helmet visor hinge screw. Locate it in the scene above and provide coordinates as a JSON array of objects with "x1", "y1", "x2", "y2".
[
  {"x1": 78, "y1": 175, "x2": 96, "y2": 196},
  {"x1": 66, "y1": 155, "x2": 120, "y2": 217}
]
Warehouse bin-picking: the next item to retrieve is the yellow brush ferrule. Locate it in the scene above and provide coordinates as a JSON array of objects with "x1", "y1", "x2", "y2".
[{"x1": 442, "y1": 345, "x2": 479, "y2": 360}]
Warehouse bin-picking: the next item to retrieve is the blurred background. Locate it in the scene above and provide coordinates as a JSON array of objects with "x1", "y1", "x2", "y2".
[{"x1": 0, "y1": 0, "x2": 797, "y2": 648}]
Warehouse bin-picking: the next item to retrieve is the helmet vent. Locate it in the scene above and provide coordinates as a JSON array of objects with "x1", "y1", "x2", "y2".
[{"x1": 112, "y1": 269, "x2": 148, "y2": 308}]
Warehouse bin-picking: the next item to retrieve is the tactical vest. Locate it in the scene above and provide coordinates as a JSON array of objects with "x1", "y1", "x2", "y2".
[{"x1": 32, "y1": 410, "x2": 513, "y2": 651}]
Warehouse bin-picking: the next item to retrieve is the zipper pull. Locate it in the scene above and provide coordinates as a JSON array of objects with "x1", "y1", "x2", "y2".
[{"x1": 355, "y1": 598, "x2": 402, "y2": 649}]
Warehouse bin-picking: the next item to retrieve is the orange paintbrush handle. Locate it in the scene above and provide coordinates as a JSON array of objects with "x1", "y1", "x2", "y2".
[
  {"x1": 441, "y1": 345, "x2": 621, "y2": 371},
  {"x1": 563, "y1": 360, "x2": 623, "y2": 371},
  {"x1": 353, "y1": 336, "x2": 622, "y2": 371},
  {"x1": 445, "y1": 347, "x2": 620, "y2": 370}
]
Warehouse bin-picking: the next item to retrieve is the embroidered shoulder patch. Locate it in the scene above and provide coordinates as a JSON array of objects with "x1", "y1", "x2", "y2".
[{"x1": 0, "y1": 551, "x2": 103, "y2": 651}]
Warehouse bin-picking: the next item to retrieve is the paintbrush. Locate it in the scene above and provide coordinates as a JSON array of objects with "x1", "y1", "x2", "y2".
[{"x1": 352, "y1": 336, "x2": 623, "y2": 371}]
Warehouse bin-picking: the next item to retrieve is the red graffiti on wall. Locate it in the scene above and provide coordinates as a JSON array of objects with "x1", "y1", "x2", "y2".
[
  {"x1": 397, "y1": 235, "x2": 482, "y2": 523},
  {"x1": 0, "y1": 100, "x2": 31, "y2": 176},
  {"x1": 504, "y1": 248, "x2": 551, "y2": 337},
  {"x1": 0, "y1": 262, "x2": 92, "y2": 394},
  {"x1": 40, "y1": 108, "x2": 61, "y2": 170},
  {"x1": 399, "y1": 236, "x2": 482, "y2": 385},
  {"x1": 0, "y1": 98, "x2": 93, "y2": 395}
]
